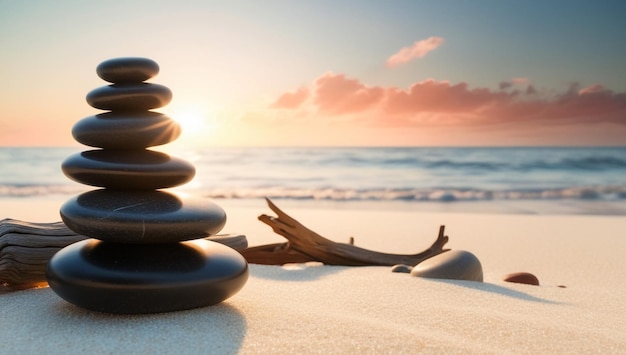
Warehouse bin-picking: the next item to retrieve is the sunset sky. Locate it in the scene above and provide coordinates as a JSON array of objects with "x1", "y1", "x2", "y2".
[{"x1": 1, "y1": 1, "x2": 625, "y2": 147}]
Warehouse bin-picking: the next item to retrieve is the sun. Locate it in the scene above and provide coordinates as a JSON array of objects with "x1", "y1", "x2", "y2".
[
  {"x1": 174, "y1": 108, "x2": 208, "y2": 134},
  {"x1": 169, "y1": 104, "x2": 218, "y2": 139}
]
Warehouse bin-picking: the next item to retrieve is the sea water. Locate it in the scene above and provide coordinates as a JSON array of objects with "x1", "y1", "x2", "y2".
[{"x1": 1, "y1": 146, "x2": 625, "y2": 214}]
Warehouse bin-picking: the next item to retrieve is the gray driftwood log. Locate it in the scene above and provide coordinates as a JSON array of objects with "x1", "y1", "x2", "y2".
[
  {"x1": 0, "y1": 219, "x2": 86, "y2": 290},
  {"x1": 0, "y1": 218, "x2": 247, "y2": 291},
  {"x1": 1, "y1": 198, "x2": 450, "y2": 291}
]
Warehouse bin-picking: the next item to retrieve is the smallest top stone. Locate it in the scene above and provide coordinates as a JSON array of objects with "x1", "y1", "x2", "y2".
[{"x1": 97, "y1": 57, "x2": 159, "y2": 83}]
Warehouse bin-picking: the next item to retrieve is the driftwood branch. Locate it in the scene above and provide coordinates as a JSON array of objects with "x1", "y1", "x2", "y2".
[{"x1": 240, "y1": 198, "x2": 450, "y2": 266}]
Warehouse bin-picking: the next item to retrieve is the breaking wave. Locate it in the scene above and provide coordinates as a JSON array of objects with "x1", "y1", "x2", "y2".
[{"x1": 200, "y1": 186, "x2": 626, "y2": 202}]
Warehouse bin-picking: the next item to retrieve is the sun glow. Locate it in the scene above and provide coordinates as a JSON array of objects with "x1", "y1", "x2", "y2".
[
  {"x1": 174, "y1": 107, "x2": 210, "y2": 134},
  {"x1": 167, "y1": 104, "x2": 220, "y2": 144}
]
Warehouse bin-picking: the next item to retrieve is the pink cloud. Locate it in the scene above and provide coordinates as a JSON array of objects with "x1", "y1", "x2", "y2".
[
  {"x1": 386, "y1": 36, "x2": 444, "y2": 67},
  {"x1": 270, "y1": 87, "x2": 309, "y2": 109},
  {"x1": 385, "y1": 80, "x2": 509, "y2": 115},
  {"x1": 270, "y1": 73, "x2": 626, "y2": 127},
  {"x1": 578, "y1": 84, "x2": 604, "y2": 95},
  {"x1": 313, "y1": 72, "x2": 384, "y2": 114}
]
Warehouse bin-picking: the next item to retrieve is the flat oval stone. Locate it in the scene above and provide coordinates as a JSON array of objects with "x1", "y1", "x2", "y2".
[
  {"x1": 62, "y1": 150, "x2": 194, "y2": 189},
  {"x1": 503, "y1": 272, "x2": 540, "y2": 286},
  {"x1": 86, "y1": 83, "x2": 172, "y2": 111},
  {"x1": 72, "y1": 112, "x2": 181, "y2": 149},
  {"x1": 97, "y1": 57, "x2": 159, "y2": 83},
  {"x1": 46, "y1": 239, "x2": 248, "y2": 314},
  {"x1": 411, "y1": 250, "x2": 483, "y2": 282},
  {"x1": 60, "y1": 189, "x2": 226, "y2": 243}
]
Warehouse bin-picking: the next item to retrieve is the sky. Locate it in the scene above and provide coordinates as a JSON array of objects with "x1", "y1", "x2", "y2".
[{"x1": 1, "y1": 0, "x2": 625, "y2": 147}]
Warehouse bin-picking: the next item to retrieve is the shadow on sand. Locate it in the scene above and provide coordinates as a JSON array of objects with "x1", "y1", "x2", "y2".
[
  {"x1": 40, "y1": 298, "x2": 247, "y2": 354},
  {"x1": 431, "y1": 278, "x2": 562, "y2": 304}
]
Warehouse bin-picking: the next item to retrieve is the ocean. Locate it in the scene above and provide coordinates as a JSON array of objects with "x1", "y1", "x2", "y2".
[{"x1": 1, "y1": 146, "x2": 626, "y2": 215}]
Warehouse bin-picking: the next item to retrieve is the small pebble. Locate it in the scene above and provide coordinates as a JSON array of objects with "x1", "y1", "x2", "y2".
[
  {"x1": 503, "y1": 272, "x2": 540, "y2": 286},
  {"x1": 391, "y1": 264, "x2": 413, "y2": 273},
  {"x1": 410, "y1": 250, "x2": 483, "y2": 282}
]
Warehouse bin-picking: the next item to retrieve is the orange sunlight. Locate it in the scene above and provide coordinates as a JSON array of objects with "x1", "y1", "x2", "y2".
[{"x1": 165, "y1": 103, "x2": 220, "y2": 146}]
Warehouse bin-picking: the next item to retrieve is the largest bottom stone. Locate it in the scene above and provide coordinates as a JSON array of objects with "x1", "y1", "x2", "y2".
[{"x1": 46, "y1": 239, "x2": 248, "y2": 314}]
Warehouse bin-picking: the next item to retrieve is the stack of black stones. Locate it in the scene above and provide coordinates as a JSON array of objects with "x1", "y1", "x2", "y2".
[{"x1": 46, "y1": 57, "x2": 248, "y2": 314}]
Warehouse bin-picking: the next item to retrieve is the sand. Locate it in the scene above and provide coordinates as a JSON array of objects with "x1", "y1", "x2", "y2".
[{"x1": 1, "y1": 197, "x2": 625, "y2": 353}]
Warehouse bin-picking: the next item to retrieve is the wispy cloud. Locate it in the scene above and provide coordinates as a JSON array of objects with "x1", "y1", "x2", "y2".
[
  {"x1": 270, "y1": 87, "x2": 309, "y2": 109},
  {"x1": 578, "y1": 83, "x2": 604, "y2": 95},
  {"x1": 386, "y1": 36, "x2": 444, "y2": 67}
]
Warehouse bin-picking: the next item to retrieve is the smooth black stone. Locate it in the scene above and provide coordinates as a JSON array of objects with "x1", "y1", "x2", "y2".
[
  {"x1": 46, "y1": 239, "x2": 249, "y2": 314},
  {"x1": 60, "y1": 189, "x2": 226, "y2": 243},
  {"x1": 97, "y1": 57, "x2": 159, "y2": 83},
  {"x1": 390, "y1": 264, "x2": 413, "y2": 273},
  {"x1": 62, "y1": 150, "x2": 195, "y2": 189},
  {"x1": 86, "y1": 83, "x2": 172, "y2": 111},
  {"x1": 72, "y1": 112, "x2": 181, "y2": 149}
]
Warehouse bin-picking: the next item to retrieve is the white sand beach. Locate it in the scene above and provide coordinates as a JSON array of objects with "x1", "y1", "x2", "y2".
[{"x1": 1, "y1": 197, "x2": 625, "y2": 353}]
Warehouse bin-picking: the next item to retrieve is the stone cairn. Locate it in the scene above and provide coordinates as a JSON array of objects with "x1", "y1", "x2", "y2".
[{"x1": 46, "y1": 57, "x2": 248, "y2": 314}]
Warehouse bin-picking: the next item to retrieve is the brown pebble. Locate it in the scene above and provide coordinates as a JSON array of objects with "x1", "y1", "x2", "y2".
[
  {"x1": 557, "y1": 285, "x2": 567, "y2": 288},
  {"x1": 503, "y1": 272, "x2": 540, "y2": 286}
]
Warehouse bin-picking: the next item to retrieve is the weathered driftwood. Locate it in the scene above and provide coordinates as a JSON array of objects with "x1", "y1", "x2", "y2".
[
  {"x1": 240, "y1": 198, "x2": 450, "y2": 266},
  {"x1": 0, "y1": 219, "x2": 86, "y2": 290},
  {"x1": 0, "y1": 218, "x2": 247, "y2": 291}
]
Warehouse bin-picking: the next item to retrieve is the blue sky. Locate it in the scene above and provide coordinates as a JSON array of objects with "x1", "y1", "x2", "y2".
[{"x1": 1, "y1": 1, "x2": 625, "y2": 146}]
